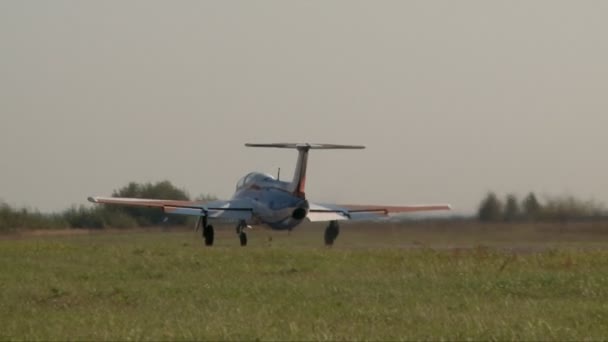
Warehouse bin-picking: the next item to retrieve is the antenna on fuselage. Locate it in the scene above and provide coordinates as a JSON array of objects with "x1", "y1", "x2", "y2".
[{"x1": 277, "y1": 167, "x2": 281, "y2": 181}]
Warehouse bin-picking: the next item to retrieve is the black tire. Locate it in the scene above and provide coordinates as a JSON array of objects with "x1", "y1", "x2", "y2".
[
  {"x1": 324, "y1": 221, "x2": 340, "y2": 246},
  {"x1": 239, "y1": 232, "x2": 247, "y2": 246},
  {"x1": 203, "y1": 225, "x2": 214, "y2": 246}
]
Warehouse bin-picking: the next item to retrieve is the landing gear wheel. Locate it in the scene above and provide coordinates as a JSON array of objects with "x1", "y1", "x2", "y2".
[
  {"x1": 239, "y1": 232, "x2": 248, "y2": 246},
  {"x1": 324, "y1": 221, "x2": 340, "y2": 246},
  {"x1": 236, "y1": 220, "x2": 248, "y2": 246},
  {"x1": 203, "y1": 225, "x2": 214, "y2": 246}
]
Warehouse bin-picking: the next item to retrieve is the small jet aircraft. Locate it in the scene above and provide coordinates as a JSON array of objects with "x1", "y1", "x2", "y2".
[{"x1": 89, "y1": 143, "x2": 451, "y2": 246}]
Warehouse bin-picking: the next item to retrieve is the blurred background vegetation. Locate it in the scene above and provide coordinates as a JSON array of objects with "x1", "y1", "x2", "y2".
[
  {"x1": 478, "y1": 192, "x2": 606, "y2": 222},
  {"x1": 1, "y1": 181, "x2": 606, "y2": 232},
  {"x1": 0, "y1": 181, "x2": 217, "y2": 232}
]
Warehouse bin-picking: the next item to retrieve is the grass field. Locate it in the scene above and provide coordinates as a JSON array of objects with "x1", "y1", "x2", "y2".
[{"x1": 2, "y1": 222, "x2": 608, "y2": 340}]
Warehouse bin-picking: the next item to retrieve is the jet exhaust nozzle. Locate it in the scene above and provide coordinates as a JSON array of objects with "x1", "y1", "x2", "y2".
[{"x1": 291, "y1": 207, "x2": 308, "y2": 220}]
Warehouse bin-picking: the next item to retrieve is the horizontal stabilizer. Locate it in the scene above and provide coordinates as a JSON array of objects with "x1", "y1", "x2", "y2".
[
  {"x1": 245, "y1": 143, "x2": 365, "y2": 199},
  {"x1": 245, "y1": 143, "x2": 365, "y2": 150}
]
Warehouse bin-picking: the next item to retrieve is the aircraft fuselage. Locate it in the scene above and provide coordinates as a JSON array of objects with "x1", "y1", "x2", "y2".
[{"x1": 232, "y1": 172, "x2": 309, "y2": 230}]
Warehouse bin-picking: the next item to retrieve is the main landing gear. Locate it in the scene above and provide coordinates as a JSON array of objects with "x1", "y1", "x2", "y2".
[
  {"x1": 197, "y1": 218, "x2": 249, "y2": 247},
  {"x1": 325, "y1": 220, "x2": 340, "y2": 246},
  {"x1": 196, "y1": 216, "x2": 215, "y2": 246},
  {"x1": 236, "y1": 220, "x2": 248, "y2": 246}
]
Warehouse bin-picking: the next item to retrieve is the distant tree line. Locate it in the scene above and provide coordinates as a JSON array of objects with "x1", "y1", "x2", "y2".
[
  {"x1": 0, "y1": 181, "x2": 217, "y2": 232},
  {"x1": 3, "y1": 184, "x2": 606, "y2": 231},
  {"x1": 478, "y1": 192, "x2": 606, "y2": 222}
]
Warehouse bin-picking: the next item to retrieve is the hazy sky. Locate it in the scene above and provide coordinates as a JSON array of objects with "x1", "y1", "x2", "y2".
[{"x1": 1, "y1": 1, "x2": 607, "y2": 214}]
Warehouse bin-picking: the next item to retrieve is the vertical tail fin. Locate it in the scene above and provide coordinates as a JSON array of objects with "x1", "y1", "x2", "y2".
[
  {"x1": 291, "y1": 146, "x2": 310, "y2": 198},
  {"x1": 245, "y1": 143, "x2": 365, "y2": 199}
]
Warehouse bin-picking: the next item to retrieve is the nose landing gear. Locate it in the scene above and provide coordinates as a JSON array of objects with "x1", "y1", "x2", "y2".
[{"x1": 324, "y1": 220, "x2": 340, "y2": 246}]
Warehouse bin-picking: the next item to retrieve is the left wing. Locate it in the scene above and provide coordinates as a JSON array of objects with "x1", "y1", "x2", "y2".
[
  {"x1": 307, "y1": 202, "x2": 451, "y2": 222},
  {"x1": 88, "y1": 196, "x2": 254, "y2": 220}
]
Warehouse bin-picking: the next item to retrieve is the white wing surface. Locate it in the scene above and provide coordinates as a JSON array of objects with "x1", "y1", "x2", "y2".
[
  {"x1": 307, "y1": 202, "x2": 451, "y2": 222},
  {"x1": 88, "y1": 196, "x2": 254, "y2": 220}
]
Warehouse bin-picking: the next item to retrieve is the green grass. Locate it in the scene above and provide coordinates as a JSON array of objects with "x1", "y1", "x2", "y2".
[{"x1": 2, "y1": 224, "x2": 608, "y2": 340}]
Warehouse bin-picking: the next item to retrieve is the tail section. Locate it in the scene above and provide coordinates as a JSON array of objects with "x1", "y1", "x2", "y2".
[
  {"x1": 292, "y1": 146, "x2": 310, "y2": 198},
  {"x1": 245, "y1": 143, "x2": 365, "y2": 198}
]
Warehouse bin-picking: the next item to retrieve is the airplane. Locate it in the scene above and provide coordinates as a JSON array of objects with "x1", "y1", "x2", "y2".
[{"x1": 88, "y1": 143, "x2": 451, "y2": 246}]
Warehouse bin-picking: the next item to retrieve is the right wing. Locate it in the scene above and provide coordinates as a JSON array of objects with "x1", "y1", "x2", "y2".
[
  {"x1": 307, "y1": 202, "x2": 451, "y2": 222},
  {"x1": 88, "y1": 196, "x2": 254, "y2": 221}
]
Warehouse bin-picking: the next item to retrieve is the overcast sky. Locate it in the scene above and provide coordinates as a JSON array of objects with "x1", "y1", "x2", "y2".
[{"x1": 1, "y1": 1, "x2": 607, "y2": 213}]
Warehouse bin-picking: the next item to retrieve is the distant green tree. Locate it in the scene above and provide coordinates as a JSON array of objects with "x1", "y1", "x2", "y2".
[
  {"x1": 503, "y1": 194, "x2": 520, "y2": 221},
  {"x1": 522, "y1": 192, "x2": 542, "y2": 221},
  {"x1": 478, "y1": 192, "x2": 503, "y2": 222},
  {"x1": 542, "y1": 196, "x2": 604, "y2": 222},
  {"x1": 63, "y1": 206, "x2": 106, "y2": 229},
  {"x1": 195, "y1": 194, "x2": 218, "y2": 202},
  {"x1": 0, "y1": 182, "x2": 212, "y2": 231},
  {"x1": 111, "y1": 181, "x2": 191, "y2": 226},
  {"x1": 0, "y1": 202, "x2": 68, "y2": 232},
  {"x1": 62, "y1": 205, "x2": 137, "y2": 229}
]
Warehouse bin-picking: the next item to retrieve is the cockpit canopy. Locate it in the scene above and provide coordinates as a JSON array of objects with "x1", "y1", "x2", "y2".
[{"x1": 236, "y1": 172, "x2": 276, "y2": 190}]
